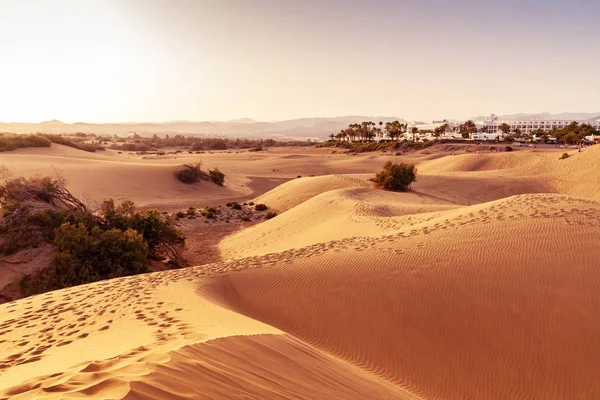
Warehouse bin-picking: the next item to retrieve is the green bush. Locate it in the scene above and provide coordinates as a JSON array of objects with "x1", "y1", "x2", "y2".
[
  {"x1": 175, "y1": 163, "x2": 203, "y2": 184},
  {"x1": 226, "y1": 202, "x2": 233, "y2": 207},
  {"x1": 265, "y1": 211, "x2": 277, "y2": 220},
  {"x1": 371, "y1": 161, "x2": 417, "y2": 191},
  {"x1": 560, "y1": 152, "x2": 569, "y2": 160},
  {"x1": 255, "y1": 204, "x2": 267, "y2": 211},
  {"x1": 1, "y1": 177, "x2": 188, "y2": 297},
  {"x1": 232, "y1": 203, "x2": 242, "y2": 210},
  {"x1": 21, "y1": 223, "x2": 149, "y2": 296},
  {"x1": 241, "y1": 215, "x2": 250, "y2": 222},
  {"x1": 248, "y1": 201, "x2": 255, "y2": 206},
  {"x1": 176, "y1": 211, "x2": 185, "y2": 219},
  {"x1": 206, "y1": 206, "x2": 217, "y2": 213},
  {"x1": 208, "y1": 168, "x2": 225, "y2": 186},
  {"x1": 206, "y1": 212, "x2": 214, "y2": 219}
]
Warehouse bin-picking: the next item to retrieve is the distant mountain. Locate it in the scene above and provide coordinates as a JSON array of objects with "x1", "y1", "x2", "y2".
[
  {"x1": 0, "y1": 116, "x2": 406, "y2": 140},
  {"x1": 470, "y1": 112, "x2": 600, "y2": 121}
]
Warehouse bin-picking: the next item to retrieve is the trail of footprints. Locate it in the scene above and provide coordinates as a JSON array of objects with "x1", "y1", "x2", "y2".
[{"x1": 0, "y1": 275, "x2": 193, "y2": 373}]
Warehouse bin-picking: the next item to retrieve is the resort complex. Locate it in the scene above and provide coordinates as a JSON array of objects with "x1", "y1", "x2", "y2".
[{"x1": 336, "y1": 114, "x2": 600, "y2": 143}]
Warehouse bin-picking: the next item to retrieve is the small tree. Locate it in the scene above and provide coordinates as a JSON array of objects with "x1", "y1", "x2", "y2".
[{"x1": 371, "y1": 161, "x2": 417, "y2": 191}]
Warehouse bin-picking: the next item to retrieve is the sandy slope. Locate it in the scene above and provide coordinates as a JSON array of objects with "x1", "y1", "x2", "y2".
[
  {"x1": 207, "y1": 193, "x2": 600, "y2": 399},
  {"x1": 3, "y1": 144, "x2": 600, "y2": 398},
  {"x1": 222, "y1": 186, "x2": 458, "y2": 258},
  {"x1": 0, "y1": 267, "x2": 413, "y2": 399}
]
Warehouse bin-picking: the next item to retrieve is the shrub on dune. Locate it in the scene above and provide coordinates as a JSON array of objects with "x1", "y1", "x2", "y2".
[
  {"x1": 255, "y1": 204, "x2": 268, "y2": 211},
  {"x1": 371, "y1": 161, "x2": 417, "y2": 191},
  {"x1": 175, "y1": 163, "x2": 203, "y2": 184},
  {"x1": 0, "y1": 177, "x2": 187, "y2": 297},
  {"x1": 208, "y1": 168, "x2": 225, "y2": 186}
]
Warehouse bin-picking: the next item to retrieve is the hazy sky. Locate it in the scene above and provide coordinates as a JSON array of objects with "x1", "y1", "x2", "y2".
[{"x1": 1, "y1": 0, "x2": 599, "y2": 123}]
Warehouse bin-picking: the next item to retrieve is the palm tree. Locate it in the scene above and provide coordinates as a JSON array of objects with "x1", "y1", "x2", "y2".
[
  {"x1": 499, "y1": 123, "x2": 511, "y2": 135},
  {"x1": 411, "y1": 127, "x2": 419, "y2": 143},
  {"x1": 459, "y1": 120, "x2": 477, "y2": 139},
  {"x1": 329, "y1": 133, "x2": 335, "y2": 141}
]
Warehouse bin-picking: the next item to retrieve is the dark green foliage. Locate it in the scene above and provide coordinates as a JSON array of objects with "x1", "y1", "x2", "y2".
[
  {"x1": 208, "y1": 168, "x2": 225, "y2": 186},
  {"x1": 1, "y1": 177, "x2": 187, "y2": 297},
  {"x1": 553, "y1": 122, "x2": 598, "y2": 144},
  {"x1": 206, "y1": 206, "x2": 217, "y2": 213},
  {"x1": 226, "y1": 202, "x2": 233, "y2": 207},
  {"x1": 0, "y1": 177, "x2": 94, "y2": 255},
  {"x1": 248, "y1": 201, "x2": 254, "y2": 206},
  {"x1": 176, "y1": 211, "x2": 185, "y2": 219},
  {"x1": 241, "y1": 215, "x2": 250, "y2": 222},
  {"x1": 254, "y1": 204, "x2": 267, "y2": 211},
  {"x1": 206, "y1": 212, "x2": 214, "y2": 219},
  {"x1": 371, "y1": 162, "x2": 417, "y2": 191},
  {"x1": 99, "y1": 199, "x2": 185, "y2": 263},
  {"x1": 232, "y1": 203, "x2": 242, "y2": 210},
  {"x1": 265, "y1": 212, "x2": 277, "y2": 220},
  {"x1": 21, "y1": 224, "x2": 148, "y2": 296}
]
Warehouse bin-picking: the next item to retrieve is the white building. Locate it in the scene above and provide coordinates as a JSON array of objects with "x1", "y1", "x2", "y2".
[
  {"x1": 405, "y1": 120, "x2": 460, "y2": 140},
  {"x1": 476, "y1": 113, "x2": 600, "y2": 136}
]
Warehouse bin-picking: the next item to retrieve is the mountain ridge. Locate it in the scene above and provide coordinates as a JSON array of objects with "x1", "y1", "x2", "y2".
[{"x1": 0, "y1": 116, "x2": 405, "y2": 140}]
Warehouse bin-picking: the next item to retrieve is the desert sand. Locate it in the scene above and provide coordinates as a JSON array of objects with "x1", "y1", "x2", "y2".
[{"x1": 2, "y1": 143, "x2": 600, "y2": 398}]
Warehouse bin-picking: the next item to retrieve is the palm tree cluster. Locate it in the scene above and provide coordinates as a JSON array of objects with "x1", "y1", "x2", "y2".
[{"x1": 330, "y1": 121, "x2": 408, "y2": 142}]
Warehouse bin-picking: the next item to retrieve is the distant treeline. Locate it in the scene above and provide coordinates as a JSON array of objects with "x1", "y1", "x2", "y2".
[
  {"x1": 0, "y1": 132, "x2": 314, "y2": 153},
  {"x1": 107, "y1": 134, "x2": 314, "y2": 152}
]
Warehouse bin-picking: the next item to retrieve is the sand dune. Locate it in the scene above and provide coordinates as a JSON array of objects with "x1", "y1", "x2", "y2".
[
  {"x1": 3, "y1": 144, "x2": 600, "y2": 398},
  {"x1": 223, "y1": 185, "x2": 458, "y2": 258},
  {"x1": 252, "y1": 174, "x2": 372, "y2": 213},
  {"x1": 209, "y1": 193, "x2": 600, "y2": 399}
]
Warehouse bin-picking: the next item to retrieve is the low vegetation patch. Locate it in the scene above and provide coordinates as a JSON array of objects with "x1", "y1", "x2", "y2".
[
  {"x1": 208, "y1": 168, "x2": 225, "y2": 185},
  {"x1": 371, "y1": 161, "x2": 417, "y2": 191},
  {"x1": 560, "y1": 152, "x2": 569, "y2": 160},
  {"x1": 255, "y1": 204, "x2": 268, "y2": 211},
  {"x1": 175, "y1": 163, "x2": 204, "y2": 184},
  {"x1": 0, "y1": 134, "x2": 51, "y2": 152},
  {"x1": 265, "y1": 211, "x2": 277, "y2": 220},
  {"x1": 175, "y1": 162, "x2": 226, "y2": 186},
  {"x1": 320, "y1": 140, "x2": 433, "y2": 154},
  {"x1": 0, "y1": 177, "x2": 186, "y2": 297}
]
